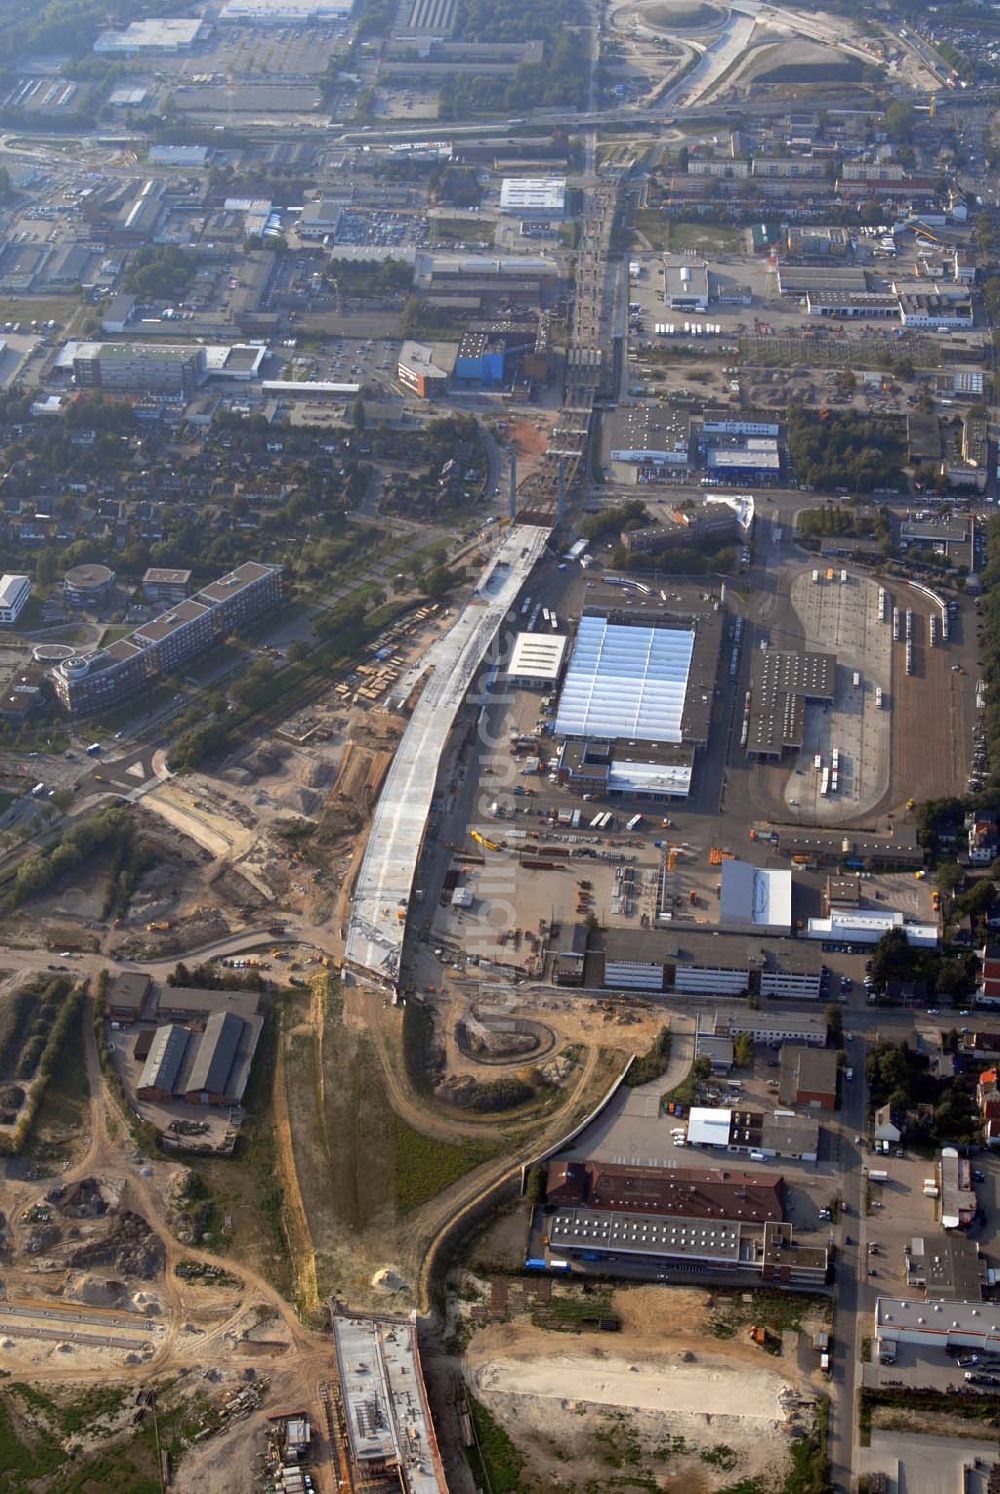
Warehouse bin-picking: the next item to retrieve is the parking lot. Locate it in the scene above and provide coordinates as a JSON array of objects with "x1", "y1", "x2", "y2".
[
  {"x1": 556, "y1": 1039, "x2": 842, "y2": 1225},
  {"x1": 786, "y1": 568, "x2": 892, "y2": 822},
  {"x1": 322, "y1": 335, "x2": 401, "y2": 393},
  {"x1": 864, "y1": 1338, "x2": 994, "y2": 1395},
  {"x1": 863, "y1": 1431, "x2": 1000, "y2": 1494},
  {"x1": 333, "y1": 209, "x2": 427, "y2": 249}
]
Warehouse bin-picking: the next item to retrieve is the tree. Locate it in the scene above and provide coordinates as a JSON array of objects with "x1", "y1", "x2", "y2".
[
  {"x1": 34, "y1": 548, "x2": 57, "y2": 587},
  {"x1": 885, "y1": 100, "x2": 915, "y2": 145},
  {"x1": 733, "y1": 1032, "x2": 754, "y2": 1068},
  {"x1": 936, "y1": 861, "x2": 964, "y2": 896},
  {"x1": 352, "y1": 397, "x2": 367, "y2": 432},
  {"x1": 935, "y1": 955, "x2": 974, "y2": 1003},
  {"x1": 424, "y1": 563, "x2": 454, "y2": 602},
  {"x1": 825, "y1": 1002, "x2": 843, "y2": 1043},
  {"x1": 870, "y1": 927, "x2": 914, "y2": 989},
  {"x1": 952, "y1": 879, "x2": 996, "y2": 923},
  {"x1": 525, "y1": 1164, "x2": 545, "y2": 1205}
]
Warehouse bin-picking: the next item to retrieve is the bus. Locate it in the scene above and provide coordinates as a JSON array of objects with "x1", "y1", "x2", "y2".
[{"x1": 626, "y1": 814, "x2": 643, "y2": 830}]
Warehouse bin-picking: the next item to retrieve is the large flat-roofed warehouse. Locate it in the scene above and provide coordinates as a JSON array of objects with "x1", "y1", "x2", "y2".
[
  {"x1": 499, "y1": 177, "x2": 567, "y2": 219},
  {"x1": 663, "y1": 256, "x2": 710, "y2": 312},
  {"x1": 556, "y1": 737, "x2": 696, "y2": 800},
  {"x1": 777, "y1": 265, "x2": 868, "y2": 297},
  {"x1": 601, "y1": 928, "x2": 823, "y2": 999},
  {"x1": 779, "y1": 823, "x2": 923, "y2": 868},
  {"x1": 875, "y1": 1298, "x2": 1000, "y2": 1356},
  {"x1": 552, "y1": 584, "x2": 723, "y2": 770},
  {"x1": 745, "y1": 649, "x2": 835, "y2": 759},
  {"x1": 543, "y1": 1211, "x2": 827, "y2": 1282},
  {"x1": 687, "y1": 1106, "x2": 819, "y2": 1162},
  {"x1": 506, "y1": 631, "x2": 567, "y2": 687},
  {"x1": 555, "y1": 615, "x2": 695, "y2": 744},
  {"x1": 413, "y1": 251, "x2": 559, "y2": 301},
  {"x1": 608, "y1": 405, "x2": 690, "y2": 468},
  {"x1": 719, "y1": 859, "x2": 793, "y2": 936},
  {"x1": 219, "y1": 0, "x2": 353, "y2": 20},
  {"x1": 706, "y1": 438, "x2": 780, "y2": 482},
  {"x1": 94, "y1": 18, "x2": 206, "y2": 51}
]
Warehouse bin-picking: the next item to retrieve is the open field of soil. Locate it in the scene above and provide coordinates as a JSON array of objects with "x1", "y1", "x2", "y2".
[{"x1": 463, "y1": 1285, "x2": 825, "y2": 1494}]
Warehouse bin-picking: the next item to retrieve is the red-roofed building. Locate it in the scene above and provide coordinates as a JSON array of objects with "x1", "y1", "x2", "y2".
[
  {"x1": 545, "y1": 1161, "x2": 586, "y2": 1206},
  {"x1": 979, "y1": 944, "x2": 1000, "y2": 1005},
  {"x1": 544, "y1": 1161, "x2": 784, "y2": 1223}
]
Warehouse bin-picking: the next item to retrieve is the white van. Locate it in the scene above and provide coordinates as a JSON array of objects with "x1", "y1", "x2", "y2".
[{"x1": 749, "y1": 1150, "x2": 766, "y2": 1162}]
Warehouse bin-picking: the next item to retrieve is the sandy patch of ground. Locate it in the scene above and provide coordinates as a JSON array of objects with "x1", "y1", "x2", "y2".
[
  {"x1": 465, "y1": 1319, "x2": 808, "y2": 1493},
  {"x1": 140, "y1": 782, "x2": 250, "y2": 860},
  {"x1": 476, "y1": 1352, "x2": 790, "y2": 1420},
  {"x1": 509, "y1": 416, "x2": 556, "y2": 486}
]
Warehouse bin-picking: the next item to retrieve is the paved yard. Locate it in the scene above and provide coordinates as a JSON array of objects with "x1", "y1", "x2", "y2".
[{"x1": 860, "y1": 1430, "x2": 1000, "y2": 1494}]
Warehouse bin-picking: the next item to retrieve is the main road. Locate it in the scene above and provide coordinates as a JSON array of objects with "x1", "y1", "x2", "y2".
[{"x1": 828, "y1": 1003, "x2": 870, "y2": 1493}]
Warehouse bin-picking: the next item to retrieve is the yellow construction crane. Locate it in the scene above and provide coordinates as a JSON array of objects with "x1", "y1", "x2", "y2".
[{"x1": 471, "y1": 829, "x2": 505, "y2": 853}]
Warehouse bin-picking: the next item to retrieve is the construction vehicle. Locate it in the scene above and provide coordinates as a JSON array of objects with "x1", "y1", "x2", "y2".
[
  {"x1": 470, "y1": 829, "x2": 505, "y2": 853},
  {"x1": 145, "y1": 921, "x2": 171, "y2": 932}
]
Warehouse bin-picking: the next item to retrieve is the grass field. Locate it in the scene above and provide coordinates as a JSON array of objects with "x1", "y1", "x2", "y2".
[
  {"x1": 0, "y1": 295, "x2": 78, "y2": 327},
  {"x1": 100, "y1": 624, "x2": 137, "y2": 646},
  {"x1": 669, "y1": 220, "x2": 744, "y2": 253},
  {"x1": 633, "y1": 214, "x2": 744, "y2": 253},
  {"x1": 466, "y1": 1392, "x2": 525, "y2": 1494},
  {"x1": 432, "y1": 217, "x2": 493, "y2": 246},
  {"x1": 631, "y1": 209, "x2": 675, "y2": 249},
  {"x1": 392, "y1": 1111, "x2": 498, "y2": 1214}
]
